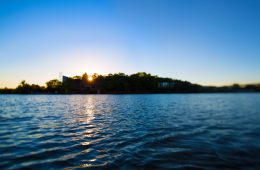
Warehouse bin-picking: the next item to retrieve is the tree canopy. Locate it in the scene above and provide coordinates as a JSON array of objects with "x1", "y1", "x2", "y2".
[{"x1": 0, "y1": 72, "x2": 259, "y2": 94}]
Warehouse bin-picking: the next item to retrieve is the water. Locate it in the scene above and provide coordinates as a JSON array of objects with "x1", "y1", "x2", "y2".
[{"x1": 0, "y1": 94, "x2": 260, "y2": 169}]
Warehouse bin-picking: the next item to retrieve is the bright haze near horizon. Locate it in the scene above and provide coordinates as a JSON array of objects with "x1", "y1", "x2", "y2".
[{"x1": 0, "y1": 0, "x2": 260, "y2": 88}]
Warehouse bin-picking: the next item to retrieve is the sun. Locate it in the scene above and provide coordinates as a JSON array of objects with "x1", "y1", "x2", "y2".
[{"x1": 88, "y1": 76, "x2": 93, "y2": 81}]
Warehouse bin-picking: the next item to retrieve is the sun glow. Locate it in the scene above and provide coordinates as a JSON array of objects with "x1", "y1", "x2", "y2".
[{"x1": 88, "y1": 76, "x2": 93, "y2": 82}]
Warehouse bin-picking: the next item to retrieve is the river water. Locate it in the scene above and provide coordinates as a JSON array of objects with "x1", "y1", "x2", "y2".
[{"x1": 0, "y1": 94, "x2": 260, "y2": 169}]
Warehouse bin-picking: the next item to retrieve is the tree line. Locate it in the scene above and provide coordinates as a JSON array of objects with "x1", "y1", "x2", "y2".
[{"x1": 0, "y1": 72, "x2": 259, "y2": 94}]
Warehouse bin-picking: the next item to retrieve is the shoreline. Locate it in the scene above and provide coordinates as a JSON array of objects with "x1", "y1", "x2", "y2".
[{"x1": 1, "y1": 91, "x2": 259, "y2": 95}]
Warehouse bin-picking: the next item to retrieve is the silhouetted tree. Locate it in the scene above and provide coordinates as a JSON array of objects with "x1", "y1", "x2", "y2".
[
  {"x1": 16, "y1": 80, "x2": 31, "y2": 94},
  {"x1": 46, "y1": 79, "x2": 62, "y2": 93}
]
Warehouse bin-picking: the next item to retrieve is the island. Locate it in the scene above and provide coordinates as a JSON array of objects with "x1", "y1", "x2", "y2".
[{"x1": 0, "y1": 72, "x2": 259, "y2": 94}]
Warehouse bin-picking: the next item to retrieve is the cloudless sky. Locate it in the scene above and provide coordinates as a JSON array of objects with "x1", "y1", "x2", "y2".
[{"x1": 0, "y1": 0, "x2": 260, "y2": 88}]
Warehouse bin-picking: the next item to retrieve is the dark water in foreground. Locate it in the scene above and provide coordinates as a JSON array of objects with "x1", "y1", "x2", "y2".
[{"x1": 0, "y1": 94, "x2": 260, "y2": 169}]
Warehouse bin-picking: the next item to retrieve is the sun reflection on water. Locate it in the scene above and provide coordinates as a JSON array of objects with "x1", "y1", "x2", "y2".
[{"x1": 61, "y1": 96, "x2": 113, "y2": 168}]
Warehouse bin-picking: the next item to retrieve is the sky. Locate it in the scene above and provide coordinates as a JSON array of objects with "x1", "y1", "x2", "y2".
[{"x1": 0, "y1": 0, "x2": 260, "y2": 88}]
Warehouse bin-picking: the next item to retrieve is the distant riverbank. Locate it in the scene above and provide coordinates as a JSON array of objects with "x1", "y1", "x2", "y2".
[
  {"x1": 1, "y1": 72, "x2": 259, "y2": 94},
  {"x1": 1, "y1": 91, "x2": 260, "y2": 95}
]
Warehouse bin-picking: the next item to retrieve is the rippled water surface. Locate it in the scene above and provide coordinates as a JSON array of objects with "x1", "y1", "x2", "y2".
[{"x1": 0, "y1": 94, "x2": 260, "y2": 169}]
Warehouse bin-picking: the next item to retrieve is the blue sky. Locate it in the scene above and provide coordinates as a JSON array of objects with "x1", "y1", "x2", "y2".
[{"x1": 0, "y1": 0, "x2": 260, "y2": 87}]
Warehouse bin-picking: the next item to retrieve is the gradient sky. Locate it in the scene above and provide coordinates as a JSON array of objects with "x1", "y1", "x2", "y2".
[{"x1": 1, "y1": 0, "x2": 260, "y2": 88}]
